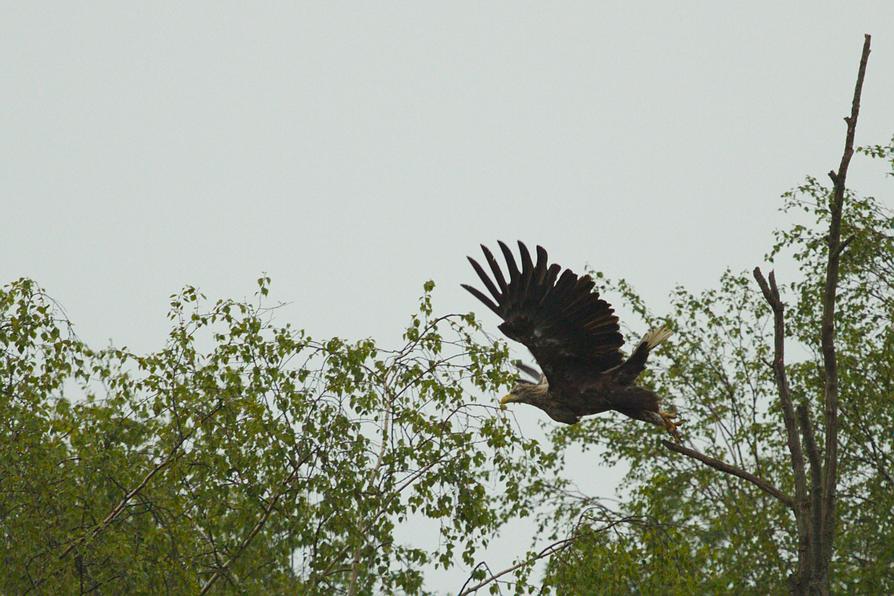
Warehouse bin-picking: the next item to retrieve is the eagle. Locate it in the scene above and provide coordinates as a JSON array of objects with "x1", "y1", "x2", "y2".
[{"x1": 462, "y1": 241, "x2": 678, "y2": 436}]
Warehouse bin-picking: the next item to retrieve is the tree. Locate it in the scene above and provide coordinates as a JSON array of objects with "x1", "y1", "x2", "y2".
[
  {"x1": 539, "y1": 37, "x2": 893, "y2": 594},
  {"x1": 0, "y1": 277, "x2": 552, "y2": 593}
]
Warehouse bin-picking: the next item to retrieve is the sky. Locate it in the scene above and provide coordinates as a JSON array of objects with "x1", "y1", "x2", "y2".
[{"x1": 2, "y1": 2, "x2": 893, "y2": 591}]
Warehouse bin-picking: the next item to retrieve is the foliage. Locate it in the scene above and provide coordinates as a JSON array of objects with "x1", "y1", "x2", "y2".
[
  {"x1": 546, "y1": 522, "x2": 704, "y2": 595},
  {"x1": 0, "y1": 277, "x2": 551, "y2": 594}
]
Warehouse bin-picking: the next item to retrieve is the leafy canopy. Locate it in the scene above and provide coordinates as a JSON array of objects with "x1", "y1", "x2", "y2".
[{"x1": 1, "y1": 277, "x2": 551, "y2": 594}]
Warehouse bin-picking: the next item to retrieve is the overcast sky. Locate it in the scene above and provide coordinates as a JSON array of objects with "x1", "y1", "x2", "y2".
[{"x1": 2, "y1": 3, "x2": 892, "y2": 591}]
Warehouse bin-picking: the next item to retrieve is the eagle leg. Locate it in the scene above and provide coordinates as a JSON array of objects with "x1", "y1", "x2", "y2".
[{"x1": 660, "y1": 410, "x2": 682, "y2": 441}]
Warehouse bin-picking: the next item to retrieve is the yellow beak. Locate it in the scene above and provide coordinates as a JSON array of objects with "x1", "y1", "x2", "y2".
[{"x1": 499, "y1": 393, "x2": 516, "y2": 410}]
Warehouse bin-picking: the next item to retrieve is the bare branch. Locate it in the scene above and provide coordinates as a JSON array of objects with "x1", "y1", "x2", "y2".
[
  {"x1": 662, "y1": 440, "x2": 794, "y2": 510},
  {"x1": 818, "y1": 33, "x2": 871, "y2": 580},
  {"x1": 753, "y1": 267, "x2": 810, "y2": 580},
  {"x1": 752, "y1": 269, "x2": 808, "y2": 482}
]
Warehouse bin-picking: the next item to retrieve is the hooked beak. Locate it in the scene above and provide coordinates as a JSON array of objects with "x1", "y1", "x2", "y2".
[{"x1": 499, "y1": 393, "x2": 516, "y2": 411}]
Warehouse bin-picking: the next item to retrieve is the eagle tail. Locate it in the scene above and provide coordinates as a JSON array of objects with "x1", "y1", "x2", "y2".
[
  {"x1": 642, "y1": 326, "x2": 672, "y2": 349},
  {"x1": 614, "y1": 327, "x2": 672, "y2": 385}
]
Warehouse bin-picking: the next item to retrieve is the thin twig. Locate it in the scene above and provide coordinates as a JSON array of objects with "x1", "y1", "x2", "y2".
[{"x1": 457, "y1": 562, "x2": 497, "y2": 596}]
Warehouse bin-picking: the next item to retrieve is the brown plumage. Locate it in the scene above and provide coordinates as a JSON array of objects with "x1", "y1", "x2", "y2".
[{"x1": 462, "y1": 241, "x2": 678, "y2": 435}]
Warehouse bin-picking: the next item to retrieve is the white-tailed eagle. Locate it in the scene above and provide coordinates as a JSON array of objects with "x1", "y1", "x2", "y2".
[{"x1": 462, "y1": 241, "x2": 678, "y2": 435}]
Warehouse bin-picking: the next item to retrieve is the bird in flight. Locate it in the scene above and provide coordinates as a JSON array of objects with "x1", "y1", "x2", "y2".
[{"x1": 462, "y1": 241, "x2": 679, "y2": 436}]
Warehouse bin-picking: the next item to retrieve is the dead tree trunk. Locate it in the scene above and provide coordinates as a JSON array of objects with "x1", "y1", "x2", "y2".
[{"x1": 665, "y1": 34, "x2": 872, "y2": 595}]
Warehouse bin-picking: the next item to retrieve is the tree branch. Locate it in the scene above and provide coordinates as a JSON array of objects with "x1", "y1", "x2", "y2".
[
  {"x1": 818, "y1": 33, "x2": 871, "y2": 580},
  {"x1": 753, "y1": 267, "x2": 810, "y2": 581},
  {"x1": 662, "y1": 440, "x2": 794, "y2": 510}
]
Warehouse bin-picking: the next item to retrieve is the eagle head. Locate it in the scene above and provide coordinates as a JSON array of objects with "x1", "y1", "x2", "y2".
[
  {"x1": 500, "y1": 379, "x2": 580, "y2": 424},
  {"x1": 499, "y1": 379, "x2": 549, "y2": 410}
]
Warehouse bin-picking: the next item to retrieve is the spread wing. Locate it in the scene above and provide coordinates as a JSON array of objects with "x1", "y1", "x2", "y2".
[{"x1": 461, "y1": 241, "x2": 625, "y2": 389}]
